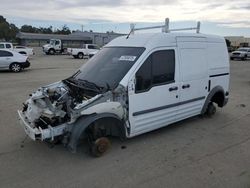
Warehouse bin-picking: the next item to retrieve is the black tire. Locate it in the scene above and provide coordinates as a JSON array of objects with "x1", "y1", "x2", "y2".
[
  {"x1": 49, "y1": 49, "x2": 55, "y2": 55},
  {"x1": 90, "y1": 137, "x2": 111, "y2": 157},
  {"x1": 10, "y1": 63, "x2": 21, "y2": 73},
  {"x1": 206, "y1": 102, "x2": 216, "y2": 117},
  {"x1": 73, "y1": 55, "x2": 77, "y2": 59},
  {"x1": 77, "y1": 52, "x2": 84, "y2": 59}
]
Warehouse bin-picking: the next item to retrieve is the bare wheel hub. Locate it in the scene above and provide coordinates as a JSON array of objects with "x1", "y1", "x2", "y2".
[{"x1": 91, "y1": 137, "x2": 111, "y2": 157}]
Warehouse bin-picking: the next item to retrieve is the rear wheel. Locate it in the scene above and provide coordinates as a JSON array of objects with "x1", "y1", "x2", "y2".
[
  {"x1": 206, "y1": 102, "x2": 216, "y2": 117},
  {"x1": 90, "y1": 137, "x2": 111, "y2": 157},
  {"x1": 10, "y1": 63, "x2": 21, "y2": 72},
  {"x1": 77, "y1": 53, "x2": 84, "y2": 59}
]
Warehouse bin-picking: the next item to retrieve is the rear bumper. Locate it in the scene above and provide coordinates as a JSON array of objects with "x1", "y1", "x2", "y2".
[{"x1": 21, "y1": 61, "x2": 30, "y2": 68}]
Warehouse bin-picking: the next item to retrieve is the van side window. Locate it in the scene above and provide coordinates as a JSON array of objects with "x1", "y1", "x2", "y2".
[{"x1": 135, "y1": 50, "x2": 175, "y2": 92}]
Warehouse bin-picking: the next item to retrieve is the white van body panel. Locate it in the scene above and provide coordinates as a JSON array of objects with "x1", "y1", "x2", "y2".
[
  {"x1": 128, "y1": 47, "x2": 180, "y2": 136},
  {"x1": 106, "y1": 32, "x2": 229, "y2": 137},
  {"x1": 176, "y1": 37, "x2": 208, "y2": 120}
]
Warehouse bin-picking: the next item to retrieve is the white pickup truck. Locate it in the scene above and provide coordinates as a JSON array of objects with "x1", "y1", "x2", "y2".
[
  {"x1": 70, "y1": 44, "x2": 100, "y2": 59},
  {"x1": 0, "y1": 42, "x2": 34, "y2": 56}
]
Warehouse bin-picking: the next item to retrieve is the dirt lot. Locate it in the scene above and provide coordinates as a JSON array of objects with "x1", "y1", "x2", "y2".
[{"x1": 0, "y1": 48, "x2": 250, "y2": 188}]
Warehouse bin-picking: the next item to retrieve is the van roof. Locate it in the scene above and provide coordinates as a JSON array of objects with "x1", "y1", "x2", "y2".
[{"x1": 106, "y1": 32, "x2": 225, "y2": 49}]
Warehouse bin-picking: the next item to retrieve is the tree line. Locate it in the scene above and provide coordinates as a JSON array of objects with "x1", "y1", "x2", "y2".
[{"x1": 0, "y1": 15, "x2": 71, "y2": 41}]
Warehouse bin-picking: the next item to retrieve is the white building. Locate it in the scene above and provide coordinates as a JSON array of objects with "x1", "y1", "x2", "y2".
[{"x1": 225, "y1": 36, "x2": 250, "y2": 47}]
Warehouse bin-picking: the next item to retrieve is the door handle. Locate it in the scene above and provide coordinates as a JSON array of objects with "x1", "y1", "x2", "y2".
[
  {"x1": 169, "y1": 86, "x2": 178, "y2": 92},
  {"x1": 182, "y1": 84, "x2": 190, "y2": 89},
  {"x1": 6, "y1": 57, "x2": 10, "y2": 60}
]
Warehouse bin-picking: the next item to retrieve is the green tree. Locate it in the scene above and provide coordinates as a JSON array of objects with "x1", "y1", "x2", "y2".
[
  {"x1": 20, "y1": 25, "x2": 39, "y2": 33},
  {"x1": 54, "y1": 25, "x2": 71, "y2": 35},
  {"x1": 0, "y1": 15, "x2": 19, "y2": 41}
]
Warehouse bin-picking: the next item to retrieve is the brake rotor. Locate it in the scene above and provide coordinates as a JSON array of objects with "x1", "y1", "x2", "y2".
[{"x1": 91, "y1": 137, "x2": 111, "y2": 157}]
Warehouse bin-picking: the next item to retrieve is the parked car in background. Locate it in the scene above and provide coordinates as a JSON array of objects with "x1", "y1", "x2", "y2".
[
  {"x1": 0, "y1": 42, "x2": 34, "y2": 57},
  {"x1": 230, "y1": 47, "x2": 250, "y2": 60},
  {"x1": 71, "y1": 44, "x2": 100, "y2": 59},
  {"x1": 0, "y1": 49, "x2": 30, "y2": 72}
]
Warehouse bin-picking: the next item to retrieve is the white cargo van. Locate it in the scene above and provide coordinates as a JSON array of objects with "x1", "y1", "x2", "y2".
[{"x1": 18, "y1": 19, "x2": 229, "y2": 157}]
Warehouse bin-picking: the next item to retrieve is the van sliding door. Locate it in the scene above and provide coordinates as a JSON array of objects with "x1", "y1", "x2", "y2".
[{"x1": 176, "y1": 37, "x2": 208, "y2": 120}]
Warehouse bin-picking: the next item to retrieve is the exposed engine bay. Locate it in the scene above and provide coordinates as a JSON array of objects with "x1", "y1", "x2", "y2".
[{"x1": 19, "y1": 79, "x2": 127, "y2": 141}]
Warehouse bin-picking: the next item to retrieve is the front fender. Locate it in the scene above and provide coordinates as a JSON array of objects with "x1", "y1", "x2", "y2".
[{"x1": 67, "y1": 113, "x2": 126, "y2": 153}]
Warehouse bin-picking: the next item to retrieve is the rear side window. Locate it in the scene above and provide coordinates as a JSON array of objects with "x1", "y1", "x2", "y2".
[
  {"x1": 0, "y1": 50, "x2": 13, "y2": 57},
  {"x1": 0, "y1": 44, "x2": 4, "y2": 48},
  {"x1": 6, "y1": 44, "x2": 12, "y2": 48},
  {"x1": 136, "y1": 50, "x2": 175, "y2": 92},
  {"x1": 88, "y1": 45, "x2": 99, "y2": 49}
]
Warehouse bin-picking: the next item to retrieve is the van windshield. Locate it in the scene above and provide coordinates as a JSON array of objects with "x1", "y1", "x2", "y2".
[{"x1": 72, "y1": 47, "x2": 145, "y2": 90}]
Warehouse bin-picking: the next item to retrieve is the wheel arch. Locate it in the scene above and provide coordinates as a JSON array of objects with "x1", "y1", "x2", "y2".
[
  {"x1": 49, "y1": 48, "x2": 55, "y2": 53},
  {"x1": 201, "y1": 86, "x2": 226, "y2": 114},
  {"x1": 67, "y1": 113, "x2": 126, "y2": 153},
  {"x1": 77, "y1": 52, "x2": 84, "y2": 58}
]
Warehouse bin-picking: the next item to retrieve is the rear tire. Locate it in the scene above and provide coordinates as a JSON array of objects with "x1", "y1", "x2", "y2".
[
  {"x1": 10, "y1": 63, "x2": 21, "y2": 73},
  {"x1": 77, "y1": 53, "x2": 84, "y2": 59},
  {"x1": 206, "y1": 102, "x2": 216, "y2": 117}
]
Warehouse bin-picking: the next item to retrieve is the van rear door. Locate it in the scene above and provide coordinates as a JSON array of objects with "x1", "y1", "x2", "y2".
[{"x1": 176, "y1": 37, "x2": 208, "y2": 120}]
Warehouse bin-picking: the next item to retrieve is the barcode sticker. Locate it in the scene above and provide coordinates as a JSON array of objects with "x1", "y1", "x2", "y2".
[{"x1": 119, "y1": 56, "x2": 137, "y2": 61}]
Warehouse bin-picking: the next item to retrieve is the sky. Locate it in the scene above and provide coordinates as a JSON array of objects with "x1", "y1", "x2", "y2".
[{"x1": 1, "y1": 0, "x2": 250, "y2": 37}]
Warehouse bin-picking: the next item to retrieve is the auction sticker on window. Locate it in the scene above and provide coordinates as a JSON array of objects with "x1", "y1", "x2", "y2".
[{"x1": 119, "y1": 56, "x2": 137, "y2": 61}]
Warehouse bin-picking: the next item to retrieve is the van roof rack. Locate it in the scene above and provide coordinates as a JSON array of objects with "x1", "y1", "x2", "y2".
[{"x1": 126, "y1": 18, "x2": 201, "y2": 39}]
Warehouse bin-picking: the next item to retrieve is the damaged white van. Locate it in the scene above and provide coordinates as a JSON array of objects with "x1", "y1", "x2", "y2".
[{"x1": 18, "y1": 19, "x2": 229, "y2": 157}]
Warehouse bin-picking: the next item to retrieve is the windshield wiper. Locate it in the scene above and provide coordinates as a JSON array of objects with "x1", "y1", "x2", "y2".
[{"x1": 78, "y1": 79, "x2": 104, "y2": 92}]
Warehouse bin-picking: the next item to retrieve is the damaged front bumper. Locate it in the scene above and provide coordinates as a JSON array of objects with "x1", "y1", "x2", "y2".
[{"x1": 18, "y1": 110, "x2": 67, "y2": 141}]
